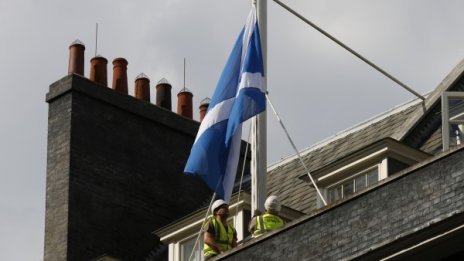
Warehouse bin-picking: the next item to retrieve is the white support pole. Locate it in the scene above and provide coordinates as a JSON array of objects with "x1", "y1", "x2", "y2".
[{"x1": 251, "y1": 0, "x2": 267, "y2": 214}]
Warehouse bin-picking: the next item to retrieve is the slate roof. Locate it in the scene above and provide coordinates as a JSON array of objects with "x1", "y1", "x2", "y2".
[
  {"x1": 265, "y1": 58, "x2": 464, "y2": 214},
  {"x1": 266, "y1": 100, "x2": 423, "y2": 214},
  {"x1": 396, "y1": 58, "x2": 464, "y2": 142}
]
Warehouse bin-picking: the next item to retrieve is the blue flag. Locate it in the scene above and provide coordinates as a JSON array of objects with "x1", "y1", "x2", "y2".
[{"x1": 184, "y1": 6, "x2": 265, "y2": 202}]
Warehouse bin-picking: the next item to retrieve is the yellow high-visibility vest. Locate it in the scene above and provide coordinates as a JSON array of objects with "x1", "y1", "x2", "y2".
[
  {"x1": 253, "y1": 213, "x2": 285, "y2": 238},
  {"x1": 204, "y1": 216, "x2": 235, "y2": 258}
]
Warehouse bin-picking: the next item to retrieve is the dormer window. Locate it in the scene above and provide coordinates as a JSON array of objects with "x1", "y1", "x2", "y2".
[
  {"x1": 300, "y1": 138, "x2": 431, "y2": 207},
  {"x1": 327, "y1": 166, "x2": 378, "y2": 203},
  {"x1": 442, "y1": 92, "x2": 464, "y2": 150}
]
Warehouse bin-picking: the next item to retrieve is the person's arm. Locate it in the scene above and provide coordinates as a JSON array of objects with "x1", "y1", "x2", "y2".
[
  {"x1": 204, "y1": 230, "x2": 224, "y2": 253},
  {"x1": 248, "y1": 216, "x2": 257, "y2": 234},
  {"x1": 232, "y1": 230, "x2": 238, "y2": 247}
]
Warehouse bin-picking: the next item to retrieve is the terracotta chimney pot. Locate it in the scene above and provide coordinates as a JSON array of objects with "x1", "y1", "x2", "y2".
[
  {"x1": 68, "y1": 39, "x2": 85, "y2": 76},
  {"x1": 90, "y1": 56, "x2": 108, "y2": 86},
  {"x1": 156, "y1": 78, "x2": 172, "y2": 110},
  {"x1": 177, "y1": 88, "x2": 193, "y2": 119},
  {"x1": 134, "y1": 73, "x2": 150, "y2": 101},
  {"x1": 199, "y1": 97, "x2": 211, "y2": 122},
  {"x1": 112, "y1": 58, "x2": 128, "y2": 94}
]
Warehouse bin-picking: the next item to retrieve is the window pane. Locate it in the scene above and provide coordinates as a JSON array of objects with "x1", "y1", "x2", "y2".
[
  {"x1": 343, "y1": 180, "x2": 354, "y2": 197},
  {"x1": 355, "y1": 175, "x2": 366, "y2": 192},
  {"x1": 367, "y1": 169, "x2": 379, "y2": 186},
  {"x1": 181, "y1": 236, "x2": 202, "y2": 261},
  {"x1": 450, "y1": 123, "x2": 464, "y2": 146},
  {"x1": 329, "y1": 186, "x2": 342, "y2": 203},
  {"x1": 448, "y1": 99, "x2": 464, "y2": 120},
  {"x1": 446, "y1": 98, "x2": 464, "y2": 149}
]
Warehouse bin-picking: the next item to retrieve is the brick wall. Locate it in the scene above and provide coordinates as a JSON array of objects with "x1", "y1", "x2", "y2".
[
  {"x1": 44, "y1": 85, "x2": 73, "y2": 260},
  {"x1": 44, "y1": 75, "x2": 212, "y2": 260},
  {"x1": 219, "y1": 147, "x2": 464, "y2": 260}
]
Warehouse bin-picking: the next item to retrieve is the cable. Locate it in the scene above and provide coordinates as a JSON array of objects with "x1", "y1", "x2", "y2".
[
  {"x1": 266, "y1": 92, "x2": 328, "y2": 206},
  {"x1": 187, "y1": 185, "x2": 219, "y2": 261},
  {"x1": 234, "y1": 125, "x2": 252, "y2": 227}
]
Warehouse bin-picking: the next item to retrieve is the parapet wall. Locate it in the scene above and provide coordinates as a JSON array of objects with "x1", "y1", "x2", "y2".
[{"x1": 219, "y1": 146, "x2": 464, "y2": 261}]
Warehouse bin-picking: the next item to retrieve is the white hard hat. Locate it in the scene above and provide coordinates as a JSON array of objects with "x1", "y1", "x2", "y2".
[
  {"x1": 264, "y1": 195, "x2": 281, "y2": 212},
  {"x1": 211, "y1": 199, "x2": 227, "y2": 214}
]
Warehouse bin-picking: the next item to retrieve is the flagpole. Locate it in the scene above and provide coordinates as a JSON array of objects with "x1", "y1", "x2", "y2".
[{"x1": 251, "y1": 0, "x2": 267, "y2": 214}]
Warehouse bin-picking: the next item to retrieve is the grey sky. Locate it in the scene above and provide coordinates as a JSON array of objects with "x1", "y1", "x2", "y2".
[{"x1": 2, "y1": 0, "x2": 464, "y2": 260}]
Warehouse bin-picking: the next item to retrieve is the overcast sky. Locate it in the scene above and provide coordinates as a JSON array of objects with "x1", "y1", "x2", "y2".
[{"x1": 2, "y1": 0, "x2": 464, "y2": 260}]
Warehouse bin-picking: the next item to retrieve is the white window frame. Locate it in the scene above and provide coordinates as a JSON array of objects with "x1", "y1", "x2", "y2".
[
  {"x1": 326, "y1": 165, "x2": 381, "y2": 203},
  {"x1": 177, "y1": 233, "x2": 203, "y2": 261},
  {"x1": 166, "y1": 217, "x2": 239, "y2": 261},
  {"x1": 307, "y1": 139, "x2": 431, "y2": 208}
]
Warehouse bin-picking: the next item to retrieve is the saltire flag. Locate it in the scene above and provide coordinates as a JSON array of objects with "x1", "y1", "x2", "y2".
[{"x1": 184, "y1": 5, "x2": 265, "y2": 202}]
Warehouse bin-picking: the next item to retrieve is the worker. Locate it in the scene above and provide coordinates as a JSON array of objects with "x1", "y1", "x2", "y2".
[
  {"x1": 248, "y1": 195, "x2": 285, "y2": 238},
  {"x1": 204, "y1": 199, "x2": 237, "y2": 260}
]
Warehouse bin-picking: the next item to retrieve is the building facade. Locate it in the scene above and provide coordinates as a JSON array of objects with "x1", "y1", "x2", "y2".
[{"x1": 45, "y1": 42, "x2": 464, "y2": 260}]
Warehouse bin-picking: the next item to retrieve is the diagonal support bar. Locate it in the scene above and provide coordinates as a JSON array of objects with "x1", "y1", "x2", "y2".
[
  {"x1": 266, "y1": 92, "x2": 328, "y2": 206},
  {"x1": 272, "y1": 0, "x2": 425, "y2": 101}
]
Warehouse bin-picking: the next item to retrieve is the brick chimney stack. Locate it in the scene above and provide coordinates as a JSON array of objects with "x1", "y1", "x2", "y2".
[
  {"x1": 112, "y1": 58, "x2": 128, "y2": 94},
  {"x1": 90, "y1": 56, "x2": 108, "y2": 86},
  {"x1": 177, "y1": 88, "x2": 193, "y2": 119},
  {"x1": 134, "y1": 73, "x2": 150, "y2": 102},
  {"x1": 199, "y1": 97, "x2": 211, "y2": 122},
  {"x1": 156, "y1": 78, "x2": 172, "y2": 110},
  {"x1": 68, "y1": 40, "x2": 85, "y2": 76}
]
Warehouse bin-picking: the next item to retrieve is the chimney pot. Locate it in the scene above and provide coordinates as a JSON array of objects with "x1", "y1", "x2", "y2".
[
  {"x1": 68, "y1": 39, "x2": 85, "y2": 76},
  {"x1": 156, "y1": 78, "x2": 172, "y2": 110},
  {"x1": 177, "y1": 88, "x2": 193, "y2": 119},
  {"x1": 90, "y1": 55, "x2": 108, "y2": 86},
  {"x1": 134, "y1": 73, "x2": 150, "y2": 101},
  {"x1": 199, "y1": 97, "x2": 211, "y2": 122},
  {"x1": 112, "y1": 58, "x2": 129, "y2": 94}
]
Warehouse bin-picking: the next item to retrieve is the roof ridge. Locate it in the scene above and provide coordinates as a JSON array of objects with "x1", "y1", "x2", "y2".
[{"x1": 267, "y1": 96, "x2": 425, "y2": 172}]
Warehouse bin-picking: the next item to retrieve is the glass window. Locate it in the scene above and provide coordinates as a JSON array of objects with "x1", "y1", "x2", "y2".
[
  {"x1": 447, "y1": 98, "x2": 464, "y2": 148},
  {"x1": 367, "y1": 169, "x2": 378, "y2": 185},
  {"x1": 329, "y1": 186, "x2": 342, "y2": 202},
  {"x1": 180, "y1": 236, "x2": 202, "y2": 261},
  {"x1": 355, "y1": 175, "x2": 366, "y2": 192},
  {"x1": 442, "y1": 93, "x2": 464, "y2": 150},
  {"x1": 448, "y1": 99, "x2": 464, "y2": 121},
  {"x1": 327, "y1": 166, "x2": 379, "y2": 203},
  {"x1": 343, "y1": 180, "x2": 354, "y2": 197},
  {"x1": 450, "y1": 123, "x2": 464, "y2": 146}
]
